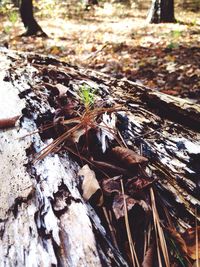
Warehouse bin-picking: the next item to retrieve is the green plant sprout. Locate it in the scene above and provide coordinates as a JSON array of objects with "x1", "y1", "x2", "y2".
[
  {"x1": 171, "y1": 30, "x2": 181, "y2": 39},
  {"x1": 4, "y1": 25, "x2": 11, "y2": 34},
  {"x1": 167, "y1": 30, "x2": 182, "y2": 50},
  {"x1": 8, "y1": 10, "x2": 18, "y2": 24},
  {"x1": 167, "y1": 42, "x2": 179, "y2": 49},
  {"x1": 79, "y1": 84, "x2": 96, "y2": 110}
]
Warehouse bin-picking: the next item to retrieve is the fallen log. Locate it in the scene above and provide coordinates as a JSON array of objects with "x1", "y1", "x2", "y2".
[{"x1": 0, "y1": 48, "x2": 199, "y2": 267}]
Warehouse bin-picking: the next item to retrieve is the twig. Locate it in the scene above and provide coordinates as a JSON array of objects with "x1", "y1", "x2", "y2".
[
  {"x1": 84, "y1": 43, "x2": 109, "y2": 60},
  {"x1": 64, "y1": 146, "x2": 110, "y2": 178},
  {"x1": 120, "y1": 179, "x2": 140, "y2": 267},
  {"x1": 196, "y1": 207, "x2": 199, "y2": 267},
  {"x1": 150, "y1": 188, "x2": 170, "y2": 267},
  {"x1": 102, "y1": 207, "x2": 118, "y2": 249}
]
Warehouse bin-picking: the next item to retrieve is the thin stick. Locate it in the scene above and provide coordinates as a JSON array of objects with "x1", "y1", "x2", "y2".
[
  {"x1": 120, "y1": 179, "x2": 140, "y2": 267},
  {"x1": 75, "y1": 143, "x2": 84, "y2": 167},
  {"x1": 150, "y1": 188, "x2": 170, "y2": 267},
  {"x1": 102, "y1": 207, "x2": 118, "y2": 249},
  {"x1": 143, "y1": 229, "x2": 147, "y2": 259},
  {"x1": 196, "y1": 207, "x2": 199, "y2": 267},
  {"x1": 64, "y1": 146, "x2": 110, "y2": 178},
  {"x1": 18, "y1": 122, "x2": 55, "y2": 139},
  {"x1": 147, "y1": 222, "x2": 152, "y2": 248},
  {"x1": 117, "y1": 130, "x2": 128, "y2": 148},
  {"x1": 84, "y1": 43, "x2": 109, "y2": 60}
]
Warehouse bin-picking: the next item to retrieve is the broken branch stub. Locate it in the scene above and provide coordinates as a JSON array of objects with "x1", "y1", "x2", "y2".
[{"x1": 0, "y1": 115, "x2": 19, "y2": 129}]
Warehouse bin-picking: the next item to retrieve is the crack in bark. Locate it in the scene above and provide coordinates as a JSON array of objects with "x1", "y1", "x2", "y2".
[
  {"x1": 52, "y1": 181, "x2": 82, "y2": 218},
  {"x1": 11, "y1": 189, "x2": 35, "y2": 218}
]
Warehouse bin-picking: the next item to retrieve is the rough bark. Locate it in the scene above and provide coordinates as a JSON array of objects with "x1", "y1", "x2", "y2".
[
  {"x1": 20, "y1": 0, "x2": 47, "y2": 37},
  {"x1": 0, "y1": 48, "x2": 200, "y2": 266},
  {"x1": 147, "y1": 0, "x2": 175, "y2": 23},
  {"x1": 147, "y1": 0, "x2": 160, "y2": 23},
  {"x1": 160, "y1": 0, "x2": 175, "y2": 22},
  {"x1": 0, "y1": 49, "x2": 127, "y2": 267}
]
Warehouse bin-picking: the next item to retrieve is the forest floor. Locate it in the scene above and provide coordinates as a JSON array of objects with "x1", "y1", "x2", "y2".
[{"x1": 0, "y1": 1, "x2": 200, "y2": 101}]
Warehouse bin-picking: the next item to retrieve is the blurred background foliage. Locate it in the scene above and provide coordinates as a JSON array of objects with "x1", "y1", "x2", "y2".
[
  {"x1": 0, "y1": 0, "x2": 200, "y2": 100},
  {"x1": 0, "y1": 0, "x2": 200, "y2": 19}
]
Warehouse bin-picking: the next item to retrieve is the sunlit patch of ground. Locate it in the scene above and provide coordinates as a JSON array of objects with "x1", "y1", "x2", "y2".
[{"x1": 0, "y1": 1, "x2": 199, "y2": 101}]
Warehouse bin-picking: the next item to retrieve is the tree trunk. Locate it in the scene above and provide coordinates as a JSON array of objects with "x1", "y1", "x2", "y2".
[
  {"x1": 20, "y1": 0, "x2": 47, "y2": 37},
  {"x1": 147, "y1": 0, "x2": 160, "y2": 23},
  {"x1": 0, "y1": 49, "x2": 200, "y2": 266},
  {"x1": 147, "y1": 0, "x2": 175, "y2": 23},
  {"x1": 160, "y1": 0, "x2": 175, "y2": 22}
]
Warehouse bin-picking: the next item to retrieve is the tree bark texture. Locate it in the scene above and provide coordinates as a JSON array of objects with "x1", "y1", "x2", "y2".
[
  {"x1": 0, "y1": 49, "x2": 200, "y2": 266},
  {"x1": 0, "y1": 49, "x2": 128, "y2": 267},
  {"x1": 147, "y1": 0, "x2": 175, "y2": 23},
  {"x1": 160, "y1": 0, "x2": 175, "y2": 22},
  {"x1": 20, "y1": 0, "x2": 47, "y2": 36}
]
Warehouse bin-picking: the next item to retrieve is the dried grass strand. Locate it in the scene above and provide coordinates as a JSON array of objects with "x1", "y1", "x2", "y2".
[
  {"x1": 150, "y1": 188, "x2": 170, "y2": 267},
  {"x1": 120, "y1": 179, "x2": 140, "y2": 267}
]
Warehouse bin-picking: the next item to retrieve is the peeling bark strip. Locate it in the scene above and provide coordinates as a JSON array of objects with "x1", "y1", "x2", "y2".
[{"x1": 0, "y1": 49, "x2": 200, "y2": 266}]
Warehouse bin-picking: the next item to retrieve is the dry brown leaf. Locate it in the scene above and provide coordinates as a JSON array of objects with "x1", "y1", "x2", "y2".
[
  {"x1": 56, "y1": 83, "x2": 68, "y2": 96},
  {"x1": 193, "y1": 259, "x2": 200, "y2": 267},
  {"x1": 102, "y1": 176, "x2": 121, "y2": 196},
  {"x1": 50, "y1": 46, "x2": 62, "y2": 55},
  {"x1": 142, "y1": 243, "x2": 155, "y2": 267},
  {"x1": 112, "y1": 146, "x2": 148, "y2": 168},
  {"x1": 126, "y1": 177, "x2": 154, "y2": 195},
  {"x1": 0, "y1": 115, "x2": 20, "y2": 129},
  {"x1": 70, "y1": 125, "x2": 88, "y2": 143},
  {"x1": 181, "y1": 226, "x2": 200, "y2": 260},
  {"x1": 78, "y1": 164, "x2": 103, "y2": 206},
  {"x1": 167, "y1": 227, "x2": 188, "y2": 255},
  {"x1": 112, "y1": 193, "x2": 149, "y2": 220},
  {"x1": 91, "y1": 159, "x2": 128, "y2": 176},
  {"x1": 112, "y1": 194, "x2": 137, "y2": 220}
]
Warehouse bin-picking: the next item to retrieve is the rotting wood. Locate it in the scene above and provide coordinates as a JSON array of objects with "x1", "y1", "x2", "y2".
[
  {"x1": 0, "y1": 49, "x2": 128, "y2": 267},
  {"x1": 0, "y1": 48, "x2": 200, "y2": 266}
]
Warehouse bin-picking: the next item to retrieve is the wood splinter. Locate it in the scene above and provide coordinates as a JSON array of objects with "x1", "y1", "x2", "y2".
[{"x1": 0, "y1": 115, "x2": 20, "y2": 129}]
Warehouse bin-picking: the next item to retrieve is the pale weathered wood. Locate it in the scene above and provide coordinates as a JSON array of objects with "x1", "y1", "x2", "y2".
[{"x1": 0, "y1": 49, "x2": 128, "y2": 267}]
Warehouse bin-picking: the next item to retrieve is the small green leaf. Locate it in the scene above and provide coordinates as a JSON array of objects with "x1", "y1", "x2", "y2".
[{"x1": 79, "y1": 84, "x2": 96, "y2": 109}]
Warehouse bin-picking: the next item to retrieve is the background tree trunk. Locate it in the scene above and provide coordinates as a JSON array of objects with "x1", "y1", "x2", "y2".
[
  {"x1": 147, "y1": 0, "x2": 175, "y2": 23},
  {"x1": 160, "y1": 0, "x2": 175, "y2": 22},
  {"x1": 147, "y1": 0, "x2": 160, "y2": 23},
  {"x1": 20, "y1": 0, "x2": 47, "y2": 36}
]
